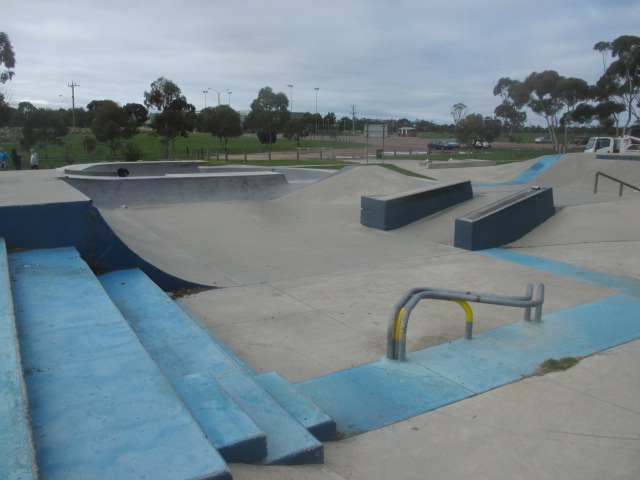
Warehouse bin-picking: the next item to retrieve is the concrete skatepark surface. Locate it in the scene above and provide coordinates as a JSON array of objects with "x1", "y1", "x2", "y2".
[{"x1": 2, "y1": 152, "x2": 640, "y2": 479}]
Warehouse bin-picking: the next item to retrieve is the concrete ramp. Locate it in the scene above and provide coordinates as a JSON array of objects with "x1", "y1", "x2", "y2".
[
  {"x1": 276, "y1": 165, "x2": 433, "y2": 204},
  {"x1": 472, "y1": 153, "x2": 640, "y2": 194}
]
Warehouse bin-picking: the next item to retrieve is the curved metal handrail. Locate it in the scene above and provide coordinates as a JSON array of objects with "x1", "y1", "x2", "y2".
[{"x1": 387, "y1": 283, "x2": 544, "y2": 361}]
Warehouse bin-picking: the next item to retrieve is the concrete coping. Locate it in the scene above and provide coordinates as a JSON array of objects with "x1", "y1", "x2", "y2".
[
  {"x1": 459, "y1": 186, "x2": 551, "y2": 221},
  {"x1": 59, "y1": 160, "x2": 205, "y2": 173},
  {"x1": 364, "y1": 180, "x2": 469, "y2": 201},
  {"x1": 165, "y1": 171, "x2": 284, "y2": 178},
  {"x1": 62, "y1": 171, "x2": 285, "y2": 181}
]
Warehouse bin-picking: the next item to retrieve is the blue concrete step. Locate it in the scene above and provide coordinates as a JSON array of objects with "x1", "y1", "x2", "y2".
[
  {"x1": 213, "y1": 368, "x2": 324, "y2": 465},
  {"x1": 171, "y1": 372, "x2": 267, "y2": 463},
  {"x1": 256, "y1": 371, "x2": 336, "y2": 441},
  {"x1": 0, "y1": 238, "x2": 39, "y2": 480},
  {"x1": 100, "y1": 268, "x2": 324, "y2": 465},
  {"x1": 175, "y1": 301, "x2": 336, "y2": 441},
  {"x1": 9, "y1": 247, "x2": 230, "y2": 480},
  {"x1": 174, "y1": 299, "x2": 256, "y2": 375}
]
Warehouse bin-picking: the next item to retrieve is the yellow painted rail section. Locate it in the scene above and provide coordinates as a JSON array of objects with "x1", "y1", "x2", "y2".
[{"x1": 387, "y1": 284, "x2": 544, "y2": 360}]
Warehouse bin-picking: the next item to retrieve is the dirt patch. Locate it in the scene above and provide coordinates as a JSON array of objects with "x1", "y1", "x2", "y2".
[
  {"x1": 169, "y1": 287, "x2": 214, "y2": 298},
  {"x1": 534, "y1": 356, "x2": 582, "y2": 375}
]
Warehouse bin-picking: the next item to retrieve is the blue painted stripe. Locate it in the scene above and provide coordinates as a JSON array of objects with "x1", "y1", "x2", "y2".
[
  {"x1": 410, "y1": 294, "x2": 640, "y2": 393},
  {"x1": 478, "y1": 249, "x2": 640, "y2": 296},
  {"x1": 298, "y1": 294, "x2": 640, "y2": 437},
  {"x1": 474, "y1": 154, "x2": 563, "y2": 187},
  {"x1": 297, "y1": 359, "x2": 472, "y2": 437},
  {"x1": 298, "y1": 244, "x2": 640, "y2": 437}
]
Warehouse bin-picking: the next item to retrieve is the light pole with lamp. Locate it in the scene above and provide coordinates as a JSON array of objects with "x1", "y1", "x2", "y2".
[
  {"x1": 212, "y1": 89, "x2": 231, "y2": 107},
  {"x1": 59, "y1": 95, "x2": 69, "y2": 125},
  {"x1": 211, "y1": 89, "x2": 222, "y2": 106},
  {"x1": 203, "y1": 89, "x2": 210, "y2": 109},
  {"x1": 287, "y1": 84, "x2": 293, "y2": 113},
  {"x1": 227, "y1": 91, "x2": 232, "y2": 106}
]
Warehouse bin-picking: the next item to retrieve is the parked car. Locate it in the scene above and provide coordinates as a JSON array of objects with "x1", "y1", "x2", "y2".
[
  {"x1": 473, "y1": 139, "x2": 492, "y2": 148},
  {"x1": 574, "y1": 136, "x2": 589, "y2": 145},
  {"x1": 428, "y1": 139, "x2": 450, "y2": 150},
  {"x1": 534, "y1": 137, "x2": 552, "y2": 144},
  {"x1": 446, "y1": 138, "x2": 460, "y2": 149}
]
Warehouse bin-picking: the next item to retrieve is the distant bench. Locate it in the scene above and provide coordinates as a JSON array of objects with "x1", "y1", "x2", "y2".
[
  {"x1": 454, "y1": 186, "x2": 555, "y2": 251},
  {"x1": 361, "y1": 180, "x2": 473, "y2": 231}
]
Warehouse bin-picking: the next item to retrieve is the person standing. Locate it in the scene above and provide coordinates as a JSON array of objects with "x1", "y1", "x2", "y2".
[
  {"x1": 0, "y1": 148, "x2": 7, "y2": 170},
  {"x1": 11, "y1": 148, "x2": 22, "y2": 170},
  {"x1": 29, "y1": 149, "x2": 39, "y2": 169}
]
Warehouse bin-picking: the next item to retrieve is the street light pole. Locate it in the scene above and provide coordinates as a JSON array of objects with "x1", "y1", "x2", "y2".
[
  {"x1": 203, "y1": 89, "x2": 210, "y2": 109},
  {"x1": 212, "y1": 89, "x2": 231, "y2": 107},
  {"x1": 227, "y1": 91, "x2": 232, "y2": 106},
  {"x1": 287, "y1": 84, "x2": 293, "y2": 113},
  {"x1": 314, "y1": 87, "x2": 319, "y2": 114}
]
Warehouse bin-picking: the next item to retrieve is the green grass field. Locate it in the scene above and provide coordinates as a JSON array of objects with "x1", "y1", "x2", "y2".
[
  {"x1": 1, "y1": 132, "x2": 366, "y2": 168},
  {"x1": 1, "y1": 129, "x2": 590, "y2": 170}
]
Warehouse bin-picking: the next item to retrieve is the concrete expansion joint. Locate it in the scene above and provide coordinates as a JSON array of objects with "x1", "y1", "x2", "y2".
[{"x1": 540, "y1": 375, "x2": 639, "y2": 415}]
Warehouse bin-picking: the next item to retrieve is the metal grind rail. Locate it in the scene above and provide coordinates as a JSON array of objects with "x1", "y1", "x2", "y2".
[
  {"x1": 594, "y1": 171, "x2": 640, "y2": 196},
  {"x1": 387, "y1": 283, "x2": 545, "y2": 360}
]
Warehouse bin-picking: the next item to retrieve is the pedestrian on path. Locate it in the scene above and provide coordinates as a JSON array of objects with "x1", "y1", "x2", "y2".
[
  {"x1": 29, "y1": 149, "x2": 39, "y2": 169},
  {"x1": 0, "y1": 148, "x2": 7, "y2": 170},
  {"x1": 11, "y1": 148, "x2": 22, "y2": 170}
]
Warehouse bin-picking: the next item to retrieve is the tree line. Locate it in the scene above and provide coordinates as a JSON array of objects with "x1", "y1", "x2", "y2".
[
  {"x1": 484, "y1": 34, "x2": 640, "y2": 152},
  {"x1": 1, "y1": 32, "x2": 638, "y2": 158}
]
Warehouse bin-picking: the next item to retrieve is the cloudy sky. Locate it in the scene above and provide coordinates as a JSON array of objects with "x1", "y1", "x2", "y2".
[{"x1": 3, "y1": 0, "x2": 638, "y2": 125}]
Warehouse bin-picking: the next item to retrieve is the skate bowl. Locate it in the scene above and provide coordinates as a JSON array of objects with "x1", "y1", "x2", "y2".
[{"x1": 59, "y1": 161, "x2": 333, "y2": 209}]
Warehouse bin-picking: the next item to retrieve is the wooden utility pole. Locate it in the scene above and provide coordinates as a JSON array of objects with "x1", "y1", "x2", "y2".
[
  {"x1": 350, "y1": 104, "x2": 357, "y2": 134},
  {"x1": 68, "y1": 81, "x2": 79, "y2": 129}
]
